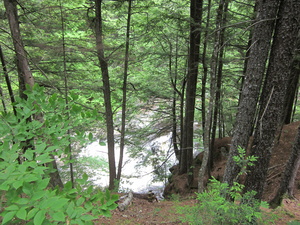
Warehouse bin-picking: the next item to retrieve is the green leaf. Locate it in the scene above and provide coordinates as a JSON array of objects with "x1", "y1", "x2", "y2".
[
  {"x1": 0, "y1": 182, "x2": 9, "y2": 191},
  {"x1": 16, "y1": 207, "x2": 27, "y2": 220},
  {"x1": 33, "y1": 210, "x2": 46, "y2": 225},
  {"x1": 5, "y1": 205, "x2": 19, "y2": 211},
  {"x1": 27, "y1": 208, "x2": 39, "y2": 220},
  {"x1": 99, "y1": 141, "x2": 106, "y2": 146},
  {"x1": 51, "y1": 211, "x2": 65, "y2": 222},
  {"x1": 81, "y1": 214, "x2": 96, "y2": 221},
  {"x1": 35, "y1": 143, "x2": 47, "y2": 154},
  {"x1": 31, "y1": 191, "x2": 46, "y2": 201},
  {"x1": 2, "y1": 211, "x2": 16, "y2": 224},
  {"x1": 23, "y1": 151, "x2": 34, "y2": 161},
  {"x1": 45, "y1": 197, "x2": 69, "y2": 210},
  {"x1": 76, "y1": 197, "x2": 85, "y2": 206},
  {"x1": 66, "y1": 202, "x2": 76, "y2": 218},
  {"x1": 12, "y1": 180, "x2": 23, "y2": 190},
  {"x1": 36, "y1": 178, "x2": 50, "y2": 190},
  {"x1": 36, "y1": 153, "x2": 52, "y2": 164},
  {"x1": 16, "y1": 198, "x2": 29, "y2": 205}
]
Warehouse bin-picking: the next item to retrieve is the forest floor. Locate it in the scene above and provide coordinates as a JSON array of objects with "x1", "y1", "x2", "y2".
[
  {"x1": 94, "y1": 191, "x2": 300, "y2": 225},
  {"x1": 95, "y1": 122, "x2": 300, "y2": 225}
]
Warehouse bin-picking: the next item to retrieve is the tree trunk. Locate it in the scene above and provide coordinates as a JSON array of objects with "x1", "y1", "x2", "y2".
[
  {"x1": 0, "y1": 45, "x2": 16, "y2": 115},
  {"x1": 223, "y1": 0, "x2": 280, "y2": 187},
  {"x1": 244, "y1": 0, "x2": 300, "y2": 200},
  {"x1": 4, "y1": 0, "x2": 34, "y2": 98},
  {"x1": 210, "y1": 0, "x2": 228, "y2": 174},
  {"x1": 179, "y1": 0, "x2": 203, "y2": 175},
  {"x1": 283, "y1": 30, "x2": 300, "y2": 124},
  {"x1": 269, "y1": 125, "x2": 300, "y2": 208},
  {"x1": 95, "y1": 0, "x2": 116, "y2": 190},
  {"x1": 117, "y1": 0, "x2": 132, "y2": 182}
]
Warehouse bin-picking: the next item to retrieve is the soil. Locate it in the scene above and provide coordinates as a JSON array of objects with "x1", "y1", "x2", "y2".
[
  {"x1": 94, "y1": 192, "x2": 300, "y2": 225},
  {"x1": 94, "y1": 122, "x2": 300, "y2": 225}
]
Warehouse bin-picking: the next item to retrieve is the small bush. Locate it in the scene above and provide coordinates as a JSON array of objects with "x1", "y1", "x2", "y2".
[
  {"x1": 177, "y1": 146, "x2": 275, "y2": 225},
  {"x1": 177, "y1": 178, "x2": 273, "y2": 225}
]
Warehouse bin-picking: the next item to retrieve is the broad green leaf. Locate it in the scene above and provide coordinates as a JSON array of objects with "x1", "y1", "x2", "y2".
[
  {"x1": 12, "y1": 180, "x2": 23, "y2": 190},
  {"x1": 0, "y1": 182, "x2": 9, "y2": 191},
  {"x1": 31, "y1": 191, "x2": 46, "y2": 201},
  {"x1": 35, "y1": 143, "x2": 47, "y2": 154},
  {"x1": 71, "y1": 219, "x2": 85, "y2": 225},
  {"x1": 24, "y1": 174, "x2": 39, "y2": 183},
  {"x1": 16, "y1": 207, "x2": 27, "y2": 220},
  {"x1": 27, "y1": 208, "x2": 39, "y2": 220},
  {"x1": 66, "y1": 202, "x2": 76, "y2": 218},
  {"x1": 44, "y1": 197, "x2": 69, "y2": 210},
  {"x1": 23, "y1": 151, "x2": 34, "y2": 161},
  {"x1": 36, "y1": 178, "x2": 50, "y2": 190},
  {"x1": 51, "y1": 211, "x2": 66, "y2": 222},
  {"x1": 76, "y1": 197, "x2": 85, "y2": 206},
  {"x1": 36, "y1": 154, "x2": 52, "y2": 164},
  {"x1": 5, "y1": 205, "x2": 19, "y2": 211},
  {"x1": 16, "y1": 198, "x2": 29, "y2": 205},
  {"x1": 81, "y1": 214, "x2": 96, "y2": 221},
  {"x1": 33, "y1": 210, "x2": 46, "y2": 225},
  {"x1": 1, "y1": 211, "x2": 16, "y2": 224},
  {"x1": 99, "y1": 141, "x2": 106, "y2": 146}
]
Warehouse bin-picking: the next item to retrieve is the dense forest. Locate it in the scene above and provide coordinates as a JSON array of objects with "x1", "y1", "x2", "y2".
[{"x1": 0, "y1": 0, "x2": 300, "y2": 224}]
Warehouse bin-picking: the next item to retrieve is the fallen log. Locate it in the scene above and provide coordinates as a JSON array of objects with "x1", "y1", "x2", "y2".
[{"x1": 118, "y1": 191, "x2": 133, "y2": 211}]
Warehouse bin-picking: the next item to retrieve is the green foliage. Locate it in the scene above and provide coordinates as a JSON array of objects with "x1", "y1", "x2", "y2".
[
  {"x1": 177, "y1": 178, "x2": 274, "y2": 225},
  {"x1": 233, "y1": 146, "x2": 258, "y2": 180},
  {"x1": 0, "y1": 85, "x2": 117, "y2": 224},
  {"x1": 177, "y1": 147, "x2": 274, "y2": 225}
]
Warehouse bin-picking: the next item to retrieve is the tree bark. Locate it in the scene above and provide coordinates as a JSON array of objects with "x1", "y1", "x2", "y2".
[
  {"x1": 117, "y1": 0, "x2": 132, "y2": 182},
  {"x1": 95, "y1": 0, "x2": 116, "y2": 190},
  {"x1": 244, "y1": 0, "x2": 300, "y2": 200},
  {"x1": 210, "y1": 0, "x2": 228, "y2": 175},
  {"x1": 283, "y1": 30, "x2": 300, "y2": 124},
  {"x1": 4, "y1": 0, "x2": 34, "y2": 98},
  {"x1": 223, "y1": 0, "x2": 281, "y2": 187},
  {"x1": 269, "y1": 125, "x2": 300, "y2": 208},
  {"x1": 180, "y1": 0, "x2": 203, "y2": 175}
]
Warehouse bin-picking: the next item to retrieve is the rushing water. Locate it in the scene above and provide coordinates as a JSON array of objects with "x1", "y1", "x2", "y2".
[{"x1": 79, "y1": 132, "x2": 176, "y2": 194}]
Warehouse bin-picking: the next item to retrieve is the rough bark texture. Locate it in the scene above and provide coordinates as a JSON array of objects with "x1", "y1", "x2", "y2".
[
  {"x1": 210, "y1": 0, "x2": 228, "y2": 176},
  {"x1": 283, "y1": 30, "x2": 300, "y2": 124},
  {"x1": 95, "y1": 0, "x2": 116, "y2": 190},
  {"x1": 223, "y1": 0, "x2": 281, "y2": 187},
  {"x1": 244, "y1": 0, "x2": 300, "y2": 200},
  {"x1": 269, "y1": 125, "x2": 300, "y2": 208},
  {"x1": 4, "y1": 0, "x2": 34, "y2": 98},
  {"x1": 180, "y1": 0, "x2": 203, "y2": 175}
]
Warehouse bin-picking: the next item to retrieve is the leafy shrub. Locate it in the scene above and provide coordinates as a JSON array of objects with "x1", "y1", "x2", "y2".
[
  {"x1": 0, "y1": 85, "x2": 117, "y2": 224},
  {"x1": 177, "y1": 178, "x2": 272, "y2": 225},
  {"x1": 177, "y1": 146, "x2": 275, "y2": 225}
]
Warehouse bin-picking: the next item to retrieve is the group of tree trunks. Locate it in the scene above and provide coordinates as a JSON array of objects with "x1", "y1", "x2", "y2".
[{"x1": 3, "y1": 0, "x2": 300, "y2": 209}]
